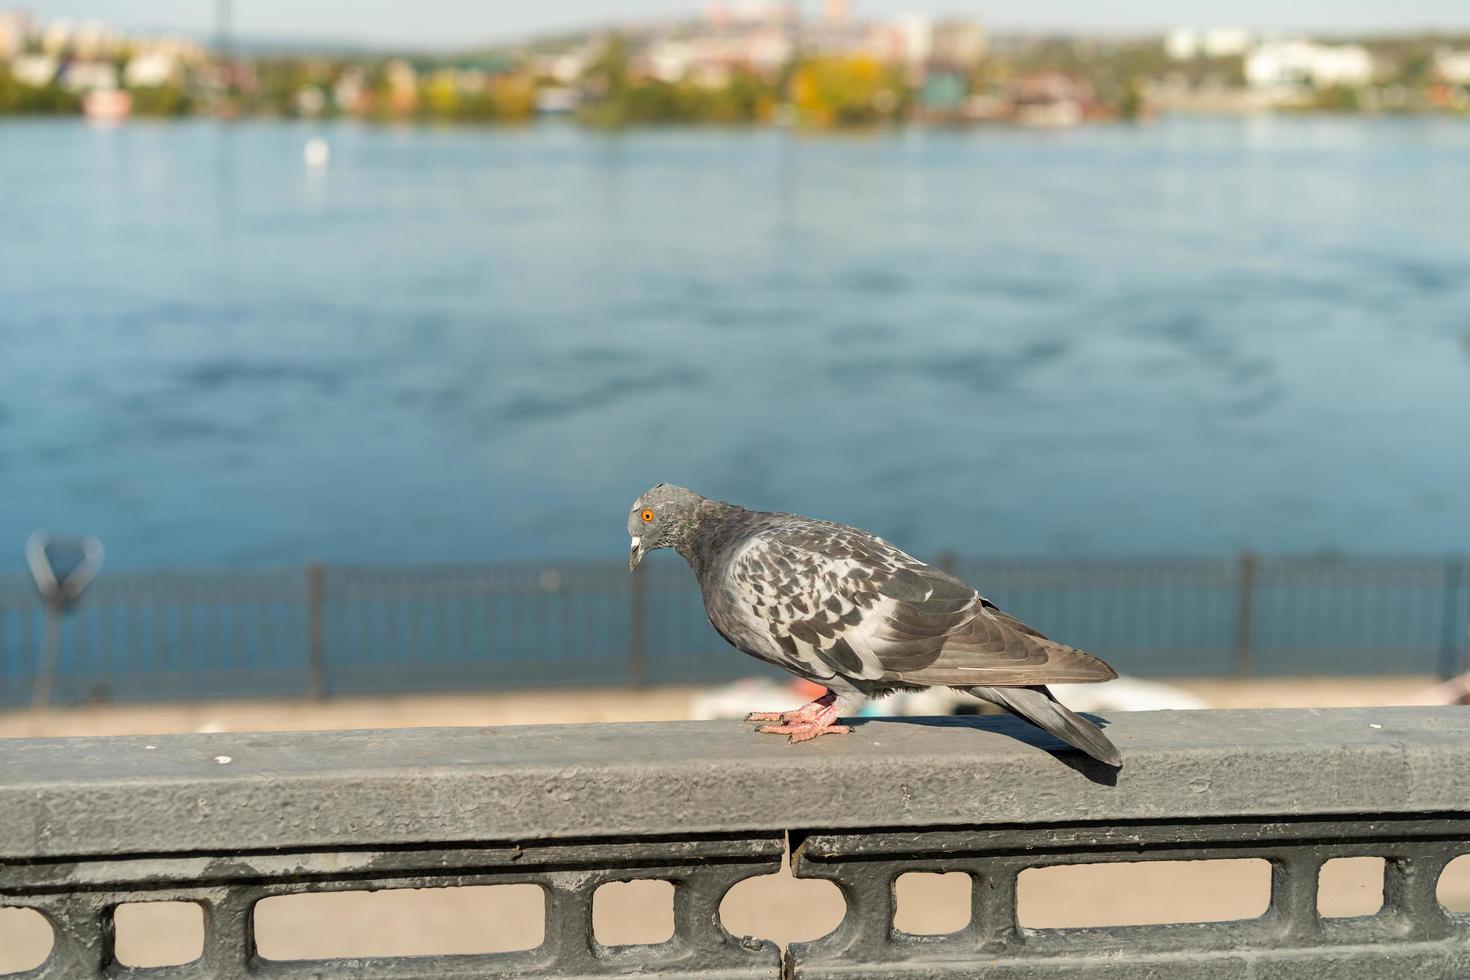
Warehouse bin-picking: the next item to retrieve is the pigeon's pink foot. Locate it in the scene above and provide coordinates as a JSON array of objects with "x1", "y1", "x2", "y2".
[
  {"x1": 744, "y1": 691, "x2": 834, "y2": 725},
  {"x1": 757, "y1": 720, "x2": 851, "y2": 743},
  {"x1": 754, "y1": 695, "x2": 849, "y2": 743}
]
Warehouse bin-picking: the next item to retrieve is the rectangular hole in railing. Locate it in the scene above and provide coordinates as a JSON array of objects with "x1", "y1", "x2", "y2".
[
  {"x1": 893, "y1": 872, "x2": 971, "y2": 935},
  {"x1": 1318, "y1": 857, "x2": 1385, "y2": 918},
  {"x1": 253, "y1": 884, "x2": 544, "y2": 960},
  {"x1": 593, "y1": 880, "x2": 675, "y2": 946},
  {"x1": 114, "y1": 901, "x2": 204, "y2": 968},
  {"x1": 0, "y1": 908, "x2": 53, "y2": 976},
  {"x1": 1438, "y1": 855, "x2": 1470, "y2": 912},
  {"x1": 1017, "y1": 859, "x2": 1272, "y2": 928}
]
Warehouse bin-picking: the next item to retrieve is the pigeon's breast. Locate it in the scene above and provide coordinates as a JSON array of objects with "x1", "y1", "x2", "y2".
[
  {"x1": 702, "y1": 551, "x2": 792, "y2": 668},
  {"x1": 702, "y1": 530, "x2": 889, "y2": 684}
]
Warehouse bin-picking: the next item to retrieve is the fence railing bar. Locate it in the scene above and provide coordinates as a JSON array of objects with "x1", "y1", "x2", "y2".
[{"x1": 3, "y1": 554, "x2": 1470, "y2": 705}]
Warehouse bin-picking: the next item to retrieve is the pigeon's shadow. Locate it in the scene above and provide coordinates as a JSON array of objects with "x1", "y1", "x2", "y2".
[{"x1": 849, "y1": 713, "x2": 1120, "y2": 787}]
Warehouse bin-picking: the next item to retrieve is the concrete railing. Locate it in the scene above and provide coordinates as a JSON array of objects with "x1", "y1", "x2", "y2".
[{"x1": 4, "y1": 707, "x2": 1470, "y2": 977}]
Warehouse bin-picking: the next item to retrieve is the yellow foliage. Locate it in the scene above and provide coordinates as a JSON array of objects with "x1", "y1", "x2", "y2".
[
  {"x1": 424, "y1": 72, "x2": 459, "y2": 116},
  {"x1": 791, "y1": 56, "x2": 899, "y2": 128},
  {"x1": 490, "y1": 77, "x2": 536, "y2": 122}
]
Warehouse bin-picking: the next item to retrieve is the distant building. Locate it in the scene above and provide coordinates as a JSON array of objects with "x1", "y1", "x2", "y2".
[
  {"x1": 124, "y1": 52, "x2": 181, "y2": 88},
  {"x1": 295, "y1": 86, "x2": 326, "y2": 116},
  {"x1": 0, "y1": 9, "x2": 30, "y2": 59},
  {"x1": 535, "y1": 86, "x2": 579, "y2": 115},
  {"x1": 10, "y1": 53, "x2": 58, "y2": 87},
  {"x1": 913, "y1": 70, "x2": 967, "y2": 118},
  {"x1": 1006, "y1": 72, "x2": 1098, "y2": 127},
  {"x1": 707, "y1": 1, "x2": 794, "y2": 28},
  {"x1": 641, "y1": 26, "x2": 792, "y2": 84},
  {"x1": 531, "y1": 49, "x2": 593, "y2": 85},
  {"x1": 333, "y1": 68, "x2": 366, "y2": 112},
  {"x1": 1202, "y1": 28, "x2": 1252, "y2": 58},
  {"x1": 60, "y1": 60, "x2": 119, "y2": 93},
  {"x1": 385, "y1": 59, "x2": 418, "y2": 112},
  {"x1": 1435, "y1": 48, "x2": 1470, "y2": 85},
  {"x1": 1168, "y1": 27, "x2": 1253, "y2": 61},
  {"x1": 1165, "y1": 28, "x2": 1198, "y2": 61},
  {"x1": 892, "y1": 14, "x2": 930, "y2": 67},
  {"x1": 1245, "y1": 40, "x2": 1374, "y2": 90},
  {"x1": 72, "y1": 18, "x2": 115, "y2": 59},
  {"x1": 39, "y1": 16, "x2": 71, "y2": 54},
  {"x1": 83, "y1": 89, "x2": 131, "y2": 120},
  {"x1": 929, "y1": 18, "x2": 986, "y2": 67}
]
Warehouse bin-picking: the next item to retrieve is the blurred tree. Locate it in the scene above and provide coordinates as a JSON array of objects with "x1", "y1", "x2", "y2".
[
  {"x1": 791, "y1": 56, "x2": 905, "y2": 127},
  {"x1": 129, "y1": 84, "x2": 193, "y2": 117},
  {"x1": 1311, "y1": 85, "x2": 1364, "y2": 112},
  {"x1": 0, "y1": 63, "x2": 82, "y2": 114},
  {"x1": 578, "y1": 33, "x2": 631, "y2": 125},
  {"x1": 423, "y1": 71, "x2": 461, "y2": 118},
  {"x1": 1117, "y1": 76, "x2": 1148, "y2": 121},
  {"x1": 702, "y1": 70, "x2": 774, "y2": 124}
]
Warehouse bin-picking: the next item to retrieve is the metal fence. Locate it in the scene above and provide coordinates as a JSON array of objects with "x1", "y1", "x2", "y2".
[{"x1": 0, "y1": 553, "x2": 1467, "y2": 706}]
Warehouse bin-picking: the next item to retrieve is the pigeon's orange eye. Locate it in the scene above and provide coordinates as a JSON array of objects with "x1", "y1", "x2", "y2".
[{"x1": 641, "y1": 509, "x2": 655, "y2": 523}]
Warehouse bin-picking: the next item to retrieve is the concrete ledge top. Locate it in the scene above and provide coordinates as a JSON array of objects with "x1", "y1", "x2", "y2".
[{"x1": 3, "y1": 706, "x2": 1469, "y2": 859}]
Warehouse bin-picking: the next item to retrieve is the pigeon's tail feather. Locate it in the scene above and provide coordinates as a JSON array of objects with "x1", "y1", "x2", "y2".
[{"x1": 965, "y1": 685, "x2": 1123, "y2": 768}]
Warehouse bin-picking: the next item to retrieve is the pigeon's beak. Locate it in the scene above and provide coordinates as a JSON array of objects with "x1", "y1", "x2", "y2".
[{"x1": 628, "y1": 535, "x2": 645, "y2": 572}]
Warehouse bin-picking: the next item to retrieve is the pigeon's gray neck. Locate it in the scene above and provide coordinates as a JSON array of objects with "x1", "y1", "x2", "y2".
[{"x1": 673, "y1": 499, "x2": 745, "y2": 579}]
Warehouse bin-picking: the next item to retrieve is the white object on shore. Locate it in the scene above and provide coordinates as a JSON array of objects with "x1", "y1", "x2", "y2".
[
  {"x1": 1050, "y1": 676, "x2": 1210, "y2": 713},
  {"x1": 690, "y1": 674, "x2": 1208, "y2": 721},
  {"x1": 304, "y1": 137, "x2": 330, "y2": 170},
  {"x1": 690, "y1": 677, "x2": 808, "y2": 721}
]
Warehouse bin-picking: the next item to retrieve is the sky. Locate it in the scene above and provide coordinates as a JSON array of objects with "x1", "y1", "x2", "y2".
[{"x1": 18, "y1": 0, "x2": 1470, "y2": 49}]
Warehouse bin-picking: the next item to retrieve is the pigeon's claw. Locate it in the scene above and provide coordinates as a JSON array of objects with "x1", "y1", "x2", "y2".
[
  {"x1": 757, "y1": 721, "x2": 852, "y2": 742},
  {"x1": 745, "y1": 710, "x2": 790, "y2": 722}
]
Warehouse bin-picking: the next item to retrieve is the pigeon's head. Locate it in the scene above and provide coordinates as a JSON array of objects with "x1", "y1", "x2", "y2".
[{"x1": 628, "y1": 484, "x2": 704, "y2": 571}]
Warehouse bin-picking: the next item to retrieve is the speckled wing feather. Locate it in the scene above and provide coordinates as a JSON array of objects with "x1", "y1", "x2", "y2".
[{"x1": 723, "y1": 519, "x2": 1115, "y2": 687}]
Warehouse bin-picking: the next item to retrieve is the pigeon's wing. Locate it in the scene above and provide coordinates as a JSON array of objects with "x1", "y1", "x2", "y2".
[
  {"x1": 726, "y1": 521, "x2": 1115, "y2": 687},
  {"x1": 893, "y1": 597, "x2": 1117, "y2": 686}
]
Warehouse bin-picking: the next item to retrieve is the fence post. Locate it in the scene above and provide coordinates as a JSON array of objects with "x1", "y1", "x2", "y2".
[
  {"x1": 306, "y1": 563, "x2": 327, "y2": 701},
  {"x1": 1235, "y1": 550, "x2": 1256, "y2": 678},
  {"x1": 30, "y1": 602, "x2": 63, "y2": 715},
  {"x1": 1441, "y1": 558, "x2": 1466, "y2": 680},
  {"x1": 629, "y1": 567, "x2": 647, "y2": 689}
]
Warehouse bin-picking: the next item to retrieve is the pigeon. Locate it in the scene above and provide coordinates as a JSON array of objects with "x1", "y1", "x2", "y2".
[{"x1": 627, "y1": 484, "x2": 1122, "y2": 767}]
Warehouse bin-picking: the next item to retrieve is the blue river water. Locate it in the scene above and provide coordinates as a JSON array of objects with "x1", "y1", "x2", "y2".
[{"x1": 1, "y1": 116, "x2": 1468, "y2": 571}]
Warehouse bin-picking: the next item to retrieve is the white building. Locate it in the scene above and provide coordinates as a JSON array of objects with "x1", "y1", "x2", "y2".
[
  {"x1": 706, "y1": 1, "x2": 794, "y2": 27},
  {"x1": 1245, "y1": 41, "x2": 1374, "y2": 90},
  {"x1": 333, "y1": 68, "x2": 365, "y2": 111},
  {"x1": 1436, "y1": 48, "x2": 1470, "y2": 85},
  {"x1": 10, "y1": 53, "x2": 58, "y2": 87},
  {"x1": 124, "y1": 52, "x2": 180, "y2": 88},
  {"x1": 642, "y1": 26, "x2": 792, "y2": 84},
  {"x1": 1201, "y1": 28, "x2": 1252, "y2": 58},
  {"x1": 531, "y1": 49, "x2": 593, "y2": 86},
  {"x1": 1168, "y1": 27, "x2": 1253, "y2": 61},
  {"x1": 893, "y1": 14, "x2": 930, "y2": 66},
  {"x1": 60, "y1": 60, "x2": 119, "y2": 93}
]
